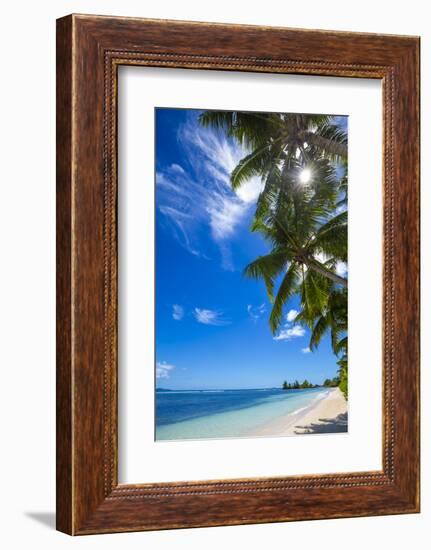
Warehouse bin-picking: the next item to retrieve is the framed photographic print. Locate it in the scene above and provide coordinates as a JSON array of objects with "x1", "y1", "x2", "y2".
[{"x1": 56, "y1": 14, "x2": 420, "y2": 535}]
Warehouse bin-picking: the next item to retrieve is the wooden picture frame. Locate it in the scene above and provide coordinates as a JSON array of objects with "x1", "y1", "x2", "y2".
[{"x1": 56, "y1": 14, "x2": 420, "y2": 535}]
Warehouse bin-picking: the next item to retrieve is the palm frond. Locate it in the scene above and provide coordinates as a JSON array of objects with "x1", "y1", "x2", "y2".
[
  {"x1": 243, "y1": 250, "x2": 288, "y2": 302},
  {"x1": 231, "y1": 144, "x2": 272, "y2": 189},
  {"x1": 334, "y1": 336, "x2": 348, "y2": 355},
  {"x1": 312, "y1": 211, "x2": 348, "y2": 262},
  {"x1": 269, "y1": 262, "x2": 300, "y2": 333},
  {"x1": 310, "y1": 315, "x2": 330, "y2": 350}
]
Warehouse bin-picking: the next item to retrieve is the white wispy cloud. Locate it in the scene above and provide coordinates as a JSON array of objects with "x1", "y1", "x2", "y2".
[
  {"x1": 301, "y1": 347, "x2": 311, "y2": 353},
  {"x1": 156, "y1": 361, "x2": 175, "y2": 379},
  {"x1": 206, "y1": 196, "x2": 244, "y2": 241},
  {"x1": 156, "y1": 115, "x2": 264, "y2": 269},
  {"x1": 273, "y1": 324, "x2": 306, "y2": 341},
  {"x1": 274, "y1": 304, "x2": 307, "y2": 342},
  {"x1": 170, "y1": 163, "x2": 185, "y2": 174},
  {"x1": 179, "y1": 119, "x2": 263, "y2": 246},
  {"x1": 172, "y1": 304, "x2": 184, "y2": 321},
  {"x1": 247, "y1": 303, "x2": 266, "y2": 321},
  {"x1": 286, "y1": 309, "x2": 298, "y2": 322},
  {"x1": 156, "y1": 170, "x2": 203, "y2": 257},
  {"x1": 193, "y1": 308, "x2": 231, "y2": 326}
]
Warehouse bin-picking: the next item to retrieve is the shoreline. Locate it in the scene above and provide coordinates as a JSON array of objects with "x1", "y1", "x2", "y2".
[{"x1": 249, "y1": 387, "x2": 348, "y2": 436}]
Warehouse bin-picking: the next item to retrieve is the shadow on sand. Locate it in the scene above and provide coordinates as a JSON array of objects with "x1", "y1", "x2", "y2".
[{"x1": 294, "y1": 412, "x2": 348, "y2": 434}]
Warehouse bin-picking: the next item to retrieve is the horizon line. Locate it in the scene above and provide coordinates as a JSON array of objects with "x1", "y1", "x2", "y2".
[{"x1": 156, "y1": 385, "x2": 325, "y2": 391}]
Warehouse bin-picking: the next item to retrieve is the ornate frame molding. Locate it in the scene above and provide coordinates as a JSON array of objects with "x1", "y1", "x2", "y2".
[{"x1": 57, "y1": 15, "x2": 419, "y2": 534}]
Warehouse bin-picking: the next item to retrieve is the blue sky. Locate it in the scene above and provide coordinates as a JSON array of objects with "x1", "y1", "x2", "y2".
[{"x1": 155, "y1": 108, "x2": 343, "y2": 390}]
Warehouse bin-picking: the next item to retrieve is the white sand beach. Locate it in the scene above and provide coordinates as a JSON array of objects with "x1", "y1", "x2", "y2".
[{"x1": 250, "y1": 387, "x2": 348, "y2": 437}]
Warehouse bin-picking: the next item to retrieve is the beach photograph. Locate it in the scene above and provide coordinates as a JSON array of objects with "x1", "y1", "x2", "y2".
[{"x1": 155, "y1": 107, "x2": 348, "y2": 441}]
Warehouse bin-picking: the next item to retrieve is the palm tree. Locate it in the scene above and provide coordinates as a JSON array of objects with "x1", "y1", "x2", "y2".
[
  {"x1": 200, "y1": 110, "x2": 347, "y2": 283},
  {"x1": 199, "y1": 111, "x2": 347, "y2": 193},
  {"x1": 297, "y1": 287, "x2": 347, "y2": 354},
  {"x1": 244, "y1": 165, "x2": 347, "y2": 333},
  {"x1": 337, "y1": 355, "x2": 348, "y2": 398},
  {"x1": 199, "y1": 109, "x2": 348, "y2": 388}
]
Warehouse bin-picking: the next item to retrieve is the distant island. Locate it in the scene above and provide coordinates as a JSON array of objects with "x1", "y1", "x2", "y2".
[
  {"x1": 282, "y1": 376, "x2": 341, "y2": 391},
  {"x1": 282, "y1": 380, "x2": 316, "y2": 390}
]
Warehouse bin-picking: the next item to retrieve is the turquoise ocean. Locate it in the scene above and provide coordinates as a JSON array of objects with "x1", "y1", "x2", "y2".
[{"x1": 155, "y1": 386, "x2": 331, "y2": 440}]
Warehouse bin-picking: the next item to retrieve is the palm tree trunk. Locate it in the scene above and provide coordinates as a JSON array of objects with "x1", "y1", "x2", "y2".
[
  {"x1": 305, "y1": 259, "x2": 348, "y2": 287},
  {"x1": 300, "y1": 131, "x2": 347, "y2": 159}
]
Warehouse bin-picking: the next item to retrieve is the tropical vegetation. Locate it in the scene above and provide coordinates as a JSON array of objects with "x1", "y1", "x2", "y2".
[
  {"x1": 282, "y1": 379, "x2": 316, "y2": 390},
  {"x1": 323, "y1": 376, "x2": 340, "y2": 388},
  {"x1": 200, "y1": 110, "x2": 348, "y2": 398}
]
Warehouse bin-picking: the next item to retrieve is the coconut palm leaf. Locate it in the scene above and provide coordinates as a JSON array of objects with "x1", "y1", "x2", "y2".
[
  {"x1": 309, "y1": 314, "x2": 330, "y2": 350},
  {"x1": 300, "y1": 119, "x2": 348, "y2": 160},
  {"x1": 334, "y1": 336, "x2": 348, "y2": 355},
  {"x1": 304, "y1": 270, "x2": 331, "y2": 314},
  {"x1": 253, "y1": 165, "x2": 282, "y2": 223},
  {"x1": 231, "y1": 143, "x2": 274, "y2": 190},
  {"x1": 312, "y1": 211, "x2": 348, "y2": 262},
  {"x1": 199, "y1": 110, "x2": 277, "y2": 149},
  {"x1": 243, "y1": 250, "x2": 288, "y2": 302},
  {"x1": 269, "y1": 262, "x2": 301, "y2": 333}
]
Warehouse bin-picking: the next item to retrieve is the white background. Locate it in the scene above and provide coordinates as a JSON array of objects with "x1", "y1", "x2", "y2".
[
  {"x1": 0, "y1": 1, "x2": 428, "y2": 549},
  {"x1": 118, "y1": 67, "x2": 382, "y2": 483}
]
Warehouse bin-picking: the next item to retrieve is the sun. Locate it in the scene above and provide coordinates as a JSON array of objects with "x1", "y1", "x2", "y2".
[{"x1": 299, "y1": 168, "x2": 312, "y2": 184}]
